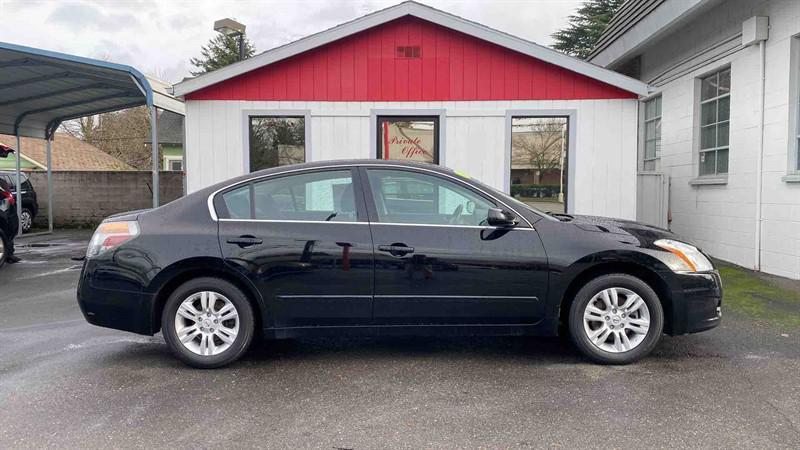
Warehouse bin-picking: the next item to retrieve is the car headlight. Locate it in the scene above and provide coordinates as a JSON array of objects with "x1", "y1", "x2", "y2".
[
  {"x1": 87, "y1": 220, "x2": 139, "y2": 258},
  {"x1": 653, "y1": 239, "x2": 713, "y2": 273}
]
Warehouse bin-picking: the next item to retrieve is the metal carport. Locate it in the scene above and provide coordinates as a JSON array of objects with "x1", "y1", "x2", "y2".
[{"x1": 0, "y1": 41, "x2": 184, "y2": 235}]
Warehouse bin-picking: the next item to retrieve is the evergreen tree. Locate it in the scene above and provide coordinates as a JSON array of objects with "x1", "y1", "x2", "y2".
[
  {"x1": 551, "y1": 0, "x2": 625, "y2": 59},
  {"x1": 190, "y1": 33, "x2": 256, "y2": 75}
]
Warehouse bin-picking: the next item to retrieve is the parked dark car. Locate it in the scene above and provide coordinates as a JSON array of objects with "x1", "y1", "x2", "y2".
[
  {"x1": 77, "y1": 160, "x2": 722, "y2": 368},
  {"x1": 0, "y1": 177, "x2": 19, "y2": 268},
  {"x1": 0, "y1": 171, "x2": 38, "y2": 233}
]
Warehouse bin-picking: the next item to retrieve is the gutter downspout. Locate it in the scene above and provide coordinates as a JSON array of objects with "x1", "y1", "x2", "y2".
[{"x1": 754, "y1": 38, "x2": 766, "y2": 271}]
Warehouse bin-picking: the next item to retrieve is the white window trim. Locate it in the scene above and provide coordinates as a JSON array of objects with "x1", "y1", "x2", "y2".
[
  {"x1": 504, "y1": 109, "x2": 577, "y2": 215},
  {"x1": 690, "y1": 66, "x2": 731, "y2": 185},
  {"x1": 163, "y1": 155, "x2": 183, "y2": 171},
  {"x1": 785, "y1": 35, "x2": 800, "y2": 182},
  {"x1": 639, "y1": 94, "x2": 662, "y2": 172},
  {"x1": 241, "y1": 109, "x2": 312, "y2": 173},
  {"x1": 369, "y1": 109, "x2": 446, "y2": 166}
]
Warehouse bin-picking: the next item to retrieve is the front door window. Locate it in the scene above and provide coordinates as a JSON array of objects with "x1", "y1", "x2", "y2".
[
  {"x1": 365, "y1": 169, "x2": 494, "y2": 226},
  {"x1": 377, "y1": 116, "x2": 439, "y2": 164}
]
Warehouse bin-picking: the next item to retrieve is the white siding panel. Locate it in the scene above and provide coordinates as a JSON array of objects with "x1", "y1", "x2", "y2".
[{"x1": 185, "y1": 98, "x2": 639, "y2": 220}]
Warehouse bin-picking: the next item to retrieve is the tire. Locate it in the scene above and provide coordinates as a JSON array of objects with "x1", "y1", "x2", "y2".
[
  {"x1": 0, "y1": 229, "x2": 7, "y2": 269},
  {"x1": 568, "y1": 273, "x2": 664, "y2": 365},
  {"x1": 162, "y1": 277, "x2": 255, "y2": 369},
  {"x1": 20, "y1": 208, "x2": 33, "y2": 233}
]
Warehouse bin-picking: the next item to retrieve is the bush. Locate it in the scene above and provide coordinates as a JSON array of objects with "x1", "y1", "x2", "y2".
[{"x1": 510, "y1": 184, "x2": 561, "y2": 198}]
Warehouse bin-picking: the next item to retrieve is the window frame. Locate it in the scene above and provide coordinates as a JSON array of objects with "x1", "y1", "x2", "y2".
[
  {"x1": 696, "y1": 67, "x2": 731, "y2": 177},
  {"x1": 787, "y1": 35, "x2": 800, "y2": 180},
  {"x1": 242, "y1": 110, "x2": 312, "y2": 173},
  {"x1": 375, "y1": 115, "x2": 440, "y2": 164},
  {"x1": 640, "y1": 95, "x2": 662, "y2": 172},
  {"x1": 163, "y1": 155, "x2": 183, "y2": 172},
  {"x1": 360, "y1": 166, "x2": 534, "y2": 229},
  {"x1": 213, "y1": 167, "x2": 367, "y2": 223}
]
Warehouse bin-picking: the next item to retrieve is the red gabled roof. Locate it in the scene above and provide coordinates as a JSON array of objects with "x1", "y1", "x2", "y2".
[
  {"x1": 176, "y1": 1, "x2": 648, "y2": 101},
  {"x1": 188, "y1": 16, "x2": 636, "y2": 102}
]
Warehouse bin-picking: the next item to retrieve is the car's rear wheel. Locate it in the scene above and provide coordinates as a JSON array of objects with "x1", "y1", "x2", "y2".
[
  {"x1": 20, "y1": 208, "x2": 32, "y2": 233},
  {"x1": 162, "y1": 277, "x2": 255, "y2": 369},
  {"x1": 568, "y1": 274, "x2": 663, "y2": 364}
]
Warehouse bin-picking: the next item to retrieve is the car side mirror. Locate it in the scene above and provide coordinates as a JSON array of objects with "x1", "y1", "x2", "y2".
[{"x1": 486, "y1": 208, "x2": 517, "y2": 227}]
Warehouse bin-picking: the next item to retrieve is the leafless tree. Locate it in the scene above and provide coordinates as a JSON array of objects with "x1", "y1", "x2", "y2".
[
  {"x1": 60, "y1": 106, "x2": 154, "y2": 170},
  {"x1": 511, "y1": 119, "x2": 566, "y2": 183}
]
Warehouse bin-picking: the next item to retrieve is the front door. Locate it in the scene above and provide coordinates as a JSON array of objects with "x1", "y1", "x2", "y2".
[
  {"x1": 216, "y1": 168, "x2": 374, "y2": 328},
  {"x1": 361, "y1": 167, "x2": 548, "y2": 325}
]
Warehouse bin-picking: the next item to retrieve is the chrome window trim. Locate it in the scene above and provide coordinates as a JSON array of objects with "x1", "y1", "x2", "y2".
[
  {"x1": 207, "y1": 163, "x2": 534, "y2": 228},
  {"x1": 218, "y1": 218, "x2": 366, "y2": 225}
]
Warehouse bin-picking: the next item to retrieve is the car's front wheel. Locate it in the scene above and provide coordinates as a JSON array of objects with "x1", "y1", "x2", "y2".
[
  {"x1": 568, "y1": 274, "x2": 663, "y2": 364},
  {"x1": 162, "y1": 277, "x2": 255, "y2": 369}
]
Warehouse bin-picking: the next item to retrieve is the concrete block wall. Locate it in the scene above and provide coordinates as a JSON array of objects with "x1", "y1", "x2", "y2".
[
  {"x1": 635, "y1": 0, "x2": 800, "y2": 279},
  {"x1": 27, "y1": 171, "x2": 184, "y2": 227}
]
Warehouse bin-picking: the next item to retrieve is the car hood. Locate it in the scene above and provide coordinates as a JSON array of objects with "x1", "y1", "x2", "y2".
[{"x1": 566, "y1": 214, "x2": 695, "y2": 249}]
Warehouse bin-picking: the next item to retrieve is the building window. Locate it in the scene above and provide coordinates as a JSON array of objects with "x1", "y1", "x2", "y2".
[
  {"x1": 510, "y1": 116, "x2": 569, "y2": 213},
  {"x1": 698, "y1": 68, "x2": 730, "y2": 176},
  {"x1": 642, "y1": 96, "x2": 661, "y2": 171},
  {"x1": 793, "y1": 36, "x2": 800, "y2": 172},
  {"x1": 163, "y1": 155, "x2": 183, "y2": 171},
  {"x1": 249, "y1": 116, "x2": 305, "y2": 172},
  {"x1": 377, "y1": 116, "x2": 439, "y2": 164}
]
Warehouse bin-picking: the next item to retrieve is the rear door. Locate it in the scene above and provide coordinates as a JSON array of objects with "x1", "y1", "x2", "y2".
[
  {"x1": 361, "y1": 167, "x2": 549, "y2": 325},
  {"x1": 215, "y1": 168, "x2": 374, "y2": 328}
]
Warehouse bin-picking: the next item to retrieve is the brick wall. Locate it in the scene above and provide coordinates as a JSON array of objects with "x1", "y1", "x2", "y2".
[{"x1": 27, "y1": 171, "x2": 184, "y2": 227}]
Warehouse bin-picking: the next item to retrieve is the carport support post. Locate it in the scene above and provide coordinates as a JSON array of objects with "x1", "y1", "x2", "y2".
[
  {"x1": 150, "y1": 106, "x2": 159, "y2": 208},
  {"x1": 46, "y1": 137, "x2": 53, "y2": 233},
  {"x1": 15, "y1": 133, "x2": 21, "y2": 237}
]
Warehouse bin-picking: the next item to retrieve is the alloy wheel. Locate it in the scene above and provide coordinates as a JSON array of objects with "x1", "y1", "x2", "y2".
[
  {"x1": 174, "y1": 291, "x2": 240, "y2": 356},
  {"x1": 20, "y1": 210, "x2": 32, "y2": 233},
  {"x1": 582, "y1": 287, "x2": 650, "y2": 353}
]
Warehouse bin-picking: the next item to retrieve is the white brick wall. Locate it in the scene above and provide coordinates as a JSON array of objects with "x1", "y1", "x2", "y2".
[{"x1": 634, "y1": 0, "x2": 800, "y2": 278}]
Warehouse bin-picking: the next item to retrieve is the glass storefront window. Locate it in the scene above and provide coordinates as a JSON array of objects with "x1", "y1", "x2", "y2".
[
  {"x1": 510, "y1": 116, "x2": 569, "y2": 213},
  {"x1": 377, "y1": 116, "x2": 438, "y2": 164},
  {"x1": 249, "y1": 117, "x2": 305, "y2": 172}
]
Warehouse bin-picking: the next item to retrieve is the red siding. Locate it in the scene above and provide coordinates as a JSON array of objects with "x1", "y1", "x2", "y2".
[{"x1": 187, "y1": 16, "x2": 636, "y2": 101}]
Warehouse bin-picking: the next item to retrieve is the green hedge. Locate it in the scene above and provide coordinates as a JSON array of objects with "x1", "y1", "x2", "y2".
[{"x1": 511, "y1": 184, "x2": 561, "y2": 198}]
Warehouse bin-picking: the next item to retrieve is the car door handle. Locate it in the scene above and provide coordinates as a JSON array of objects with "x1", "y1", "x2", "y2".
[
  {"x1": 227, "y1": 236, "x2": 263, "y2": 248},
  {"x1": 378, "y1": 244, "x2": 415, "y2": 256}
]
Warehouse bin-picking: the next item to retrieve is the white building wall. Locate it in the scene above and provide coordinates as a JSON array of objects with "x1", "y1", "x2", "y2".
[
  {"x1": 634, "y1": 0, "x2": 800, "y2": 278},
  {"x1": 185, "y1": 99, "x2": 639, "y2": 220}
]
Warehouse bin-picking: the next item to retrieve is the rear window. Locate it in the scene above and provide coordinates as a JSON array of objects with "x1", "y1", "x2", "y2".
[{"x1": 221, "y1": 185, "x2": 251, "y2": 219}]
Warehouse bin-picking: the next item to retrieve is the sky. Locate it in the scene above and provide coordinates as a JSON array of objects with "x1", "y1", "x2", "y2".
[{"x1": 0, "y1": 0, "x2": 582, "y2": 84}]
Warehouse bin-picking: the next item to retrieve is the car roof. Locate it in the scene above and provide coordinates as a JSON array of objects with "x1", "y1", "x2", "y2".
[{"x1": 196, "y1": 159, "x2": 460, "y2": 197}]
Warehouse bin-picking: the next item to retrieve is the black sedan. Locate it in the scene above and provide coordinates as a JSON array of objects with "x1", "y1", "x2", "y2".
[{"x1": 77, "y1": 160, "x2": 721, "y2": 368}]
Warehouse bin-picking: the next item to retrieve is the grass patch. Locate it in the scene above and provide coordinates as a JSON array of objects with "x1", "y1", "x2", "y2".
[{"x1": 717, "y1": 261, "x2": 800, "y2": 329}]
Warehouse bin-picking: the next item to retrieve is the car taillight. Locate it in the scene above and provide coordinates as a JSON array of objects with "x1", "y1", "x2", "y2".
[
  {"x1": 1, "y1": 190, "x2": 14, "y2": 206},
  {"x1": 87, "y1": 221, "x2": 140, "y2": 258}
]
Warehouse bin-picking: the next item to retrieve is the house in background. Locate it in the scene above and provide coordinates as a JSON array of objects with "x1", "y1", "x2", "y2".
[
  {"x1": 0, "y1": 133, "x2": 133, "y2": 171},
  {"x1": 590, "y1": 0, "x2": 800, "y2": 279},
  {"x1": 174, "y1": 1, "x2": 648, "y2": 220},
  {"x1": 149, "y1": 110, "x2": 185, "y2": 172}
]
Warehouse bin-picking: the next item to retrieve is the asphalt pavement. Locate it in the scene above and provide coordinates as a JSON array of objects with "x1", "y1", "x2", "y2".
[{"x1": 1, "y1": 230, "x2": 799, "y2": 449}]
